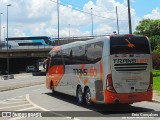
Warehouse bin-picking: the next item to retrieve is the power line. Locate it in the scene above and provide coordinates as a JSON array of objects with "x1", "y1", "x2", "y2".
[
  {"x1": 61, "y1": 0, "x2": 129, "y2": 14},
  {"x1": 49, "y1": 0, "x2": 128, "y2": 21}
]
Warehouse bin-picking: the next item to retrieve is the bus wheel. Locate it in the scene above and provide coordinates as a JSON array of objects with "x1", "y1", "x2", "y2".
[
  {"x1": 76, "y1": 86, "x2": 84, "y2": 104},
  {"x1": 85, "y1": 88, "x2": 92, "y2": 105}
]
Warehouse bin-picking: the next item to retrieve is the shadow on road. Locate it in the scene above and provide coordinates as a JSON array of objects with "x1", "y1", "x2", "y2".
[{"x1": 44, "y1": 92, "x2": 155, "y2": 117}]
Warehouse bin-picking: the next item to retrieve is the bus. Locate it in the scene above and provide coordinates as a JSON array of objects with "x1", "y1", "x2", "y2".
[
  {"x1": 6, "y1": 36, "x2": 54, "y2": 48},
  {"x1": 46, "y1": 35, "x2": 153, "y2": 105}
]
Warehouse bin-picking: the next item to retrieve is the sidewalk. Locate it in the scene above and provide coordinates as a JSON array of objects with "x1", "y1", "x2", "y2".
[{"x1": 152, "y1": 90, "x2": 160, "y2": 103}]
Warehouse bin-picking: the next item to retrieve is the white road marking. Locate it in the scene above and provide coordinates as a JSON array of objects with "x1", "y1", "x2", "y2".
[
  {"x1": 0, "y1": 95, "x2": 26, "y2": 103},
  {"x1": 26, "y1": 94, "x2": 80, "y2": 120},
  {"x1": 0, "y1": 104, "x2": 30, "y2": 109},
  {"x1": 1, "y1": 101, "x2": 27, "y2": 104},
  {"x1": 26, "y1": 94, "x2": 48, "y2": 111},
  {"x1": 8, "y1": 117, "x2": 24, "y2": 120},
  {"x1": 17, "y1": 106, "x2": 36, "y2": 111},
  {"x1": 7, "y1": 98, "x2": 26, "y2": 101}
]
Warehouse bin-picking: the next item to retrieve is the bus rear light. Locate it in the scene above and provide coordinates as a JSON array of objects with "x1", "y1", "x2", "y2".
[
  {"x1": 148, "y1": 72, "x2": 153, "y2": 91},
  {"x1": 109, "y1": 36, "x2": 113, "y2": 39},
  {"x1": 106, "y1": 74, "x2": 116, "y2": 93},
  {"x1": 144, "y1": 36, "x2": 148, "y2": 39}
]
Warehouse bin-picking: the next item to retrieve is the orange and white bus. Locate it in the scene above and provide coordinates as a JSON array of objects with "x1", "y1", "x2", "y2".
[{"x1": 46, "y1": 35, "x2": 153, "y2": 105}]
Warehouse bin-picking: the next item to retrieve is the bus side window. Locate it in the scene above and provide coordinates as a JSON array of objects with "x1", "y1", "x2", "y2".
[
  {"x1": 50, "y1": 51, "x2": 63, "y2": 67},
  {"x1": 86, "y1": 41, "x2": 103, "y2": 63},
  {"x1": 72, "y1": 45, "x2": 86, "y2": 64},
  {"x1": 62, "y1": 49, "x2": 72, "y2": 65}
]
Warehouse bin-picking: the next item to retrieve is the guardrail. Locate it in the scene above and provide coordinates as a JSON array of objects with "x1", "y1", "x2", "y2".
[{"x1": 0, "y1": 45, "x2": 53, "y2": 50}]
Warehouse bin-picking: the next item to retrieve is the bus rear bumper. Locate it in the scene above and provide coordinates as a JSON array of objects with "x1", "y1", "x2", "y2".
[{"x1": 104, "y1": 90, "x2": 152, "y2": 104}]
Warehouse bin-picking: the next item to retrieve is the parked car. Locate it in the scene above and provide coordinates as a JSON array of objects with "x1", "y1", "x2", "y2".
[{"x1": 26, "y1": 66, "x2": 35, "y2": 72}]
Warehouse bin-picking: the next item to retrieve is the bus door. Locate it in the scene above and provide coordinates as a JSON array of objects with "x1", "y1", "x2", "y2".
[{"x1": 109, "y1": 36, "x2": 151, "y2": 94}]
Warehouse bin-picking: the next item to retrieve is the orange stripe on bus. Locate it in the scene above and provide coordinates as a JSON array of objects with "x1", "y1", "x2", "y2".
[
  {"x1": 104, "y1": 90, "x2": 152, "y2": 104},
  {"x1": 100, "y1": 60, "x2": 103, "y2": 81},
  {"x1": 91, "y1": 98, "x2": 97, "y2": 103},
  {"x1": 48, "y1": 65, "x2": 64, "y2": 89}
]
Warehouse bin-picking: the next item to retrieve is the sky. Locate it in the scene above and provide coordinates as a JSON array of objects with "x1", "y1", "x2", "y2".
[{"x1": 0, "y1": 0, "x2": 160, "y2": 40}]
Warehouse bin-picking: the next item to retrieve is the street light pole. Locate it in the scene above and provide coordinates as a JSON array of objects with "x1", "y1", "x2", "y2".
[
  {"x1": 127, "y1": 0, "x2": 132, "y2": 34},
  {"x1": 3, "y1": 27, "x2": 5, "y2": 41},
  {"x1": 116, "y1": 6, "x2": 119, "y2": 34},
  {"x1": 57, "y1": 0, "x2": 60, "y2": 45},
  {"x1": 91, "y1": 8, "x2": 93, "y2": 36},
  {"x1": 68, "y1": 24, "x2": 70, "y2": 44},
  {"x1": 0, "y1": 13, "x2": 3, "y2": 46},
  {"x1": 7, "y1": 4, "x2": 11, "y2": 75}
]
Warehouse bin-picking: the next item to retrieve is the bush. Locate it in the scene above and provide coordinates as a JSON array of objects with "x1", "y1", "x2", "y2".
[
  {"x1": 153, "y1": 69, "x2": 160, "y2": 77},
  {"x1": 152, "y1": 53, "x2": 160, "y2": 69}
]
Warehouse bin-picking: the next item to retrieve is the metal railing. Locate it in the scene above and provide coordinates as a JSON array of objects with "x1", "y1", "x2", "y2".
[{"x1": 0, "y1": 45, "x2": 53, "y2": 51}]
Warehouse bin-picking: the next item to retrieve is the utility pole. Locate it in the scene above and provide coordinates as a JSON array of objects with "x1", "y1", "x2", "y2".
[
  {"x1": 7, "y1": 4, "x2": 11, "y2": 75},
  {"x1": 57, "y1": 0, "x2": 60, "y2": 45},
  {"x1": 0, "y1": 13, "x2": 3, "y2": 46},
  {"x1": 127, "y1": 0, "x2": 132, "y2": 34},
  {"x1": 68, "y1": 24, "x2": 70, "y2": 44},
  {"x1": 3, "y1": 27, "x2": 5, "y2": 41},
  {"x1": 91, "y1": 8, "x2": 93, "y2": 36},
  {"x1": 116, "y1": 6, "x2": 119, "y2": 34}
]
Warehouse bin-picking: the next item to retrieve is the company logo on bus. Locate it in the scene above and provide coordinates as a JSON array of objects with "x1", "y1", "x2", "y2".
[
  {"x1": 125, "y1": 39, "x2": 135, "y2": 48},
  {"x1": 113, "y1": 58, "x2": 148, "y2": 64},
  {"x1": 73, "y1": 68, "x2": 97, "y2": 76}
]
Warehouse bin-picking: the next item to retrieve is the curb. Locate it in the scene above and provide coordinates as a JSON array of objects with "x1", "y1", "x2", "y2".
[
  {"x1": 151, "y1": 100, "x2": 160, "y2": 103},
  {"x1": 152, "y1": 90, "x2": 160, "y2": 103}
]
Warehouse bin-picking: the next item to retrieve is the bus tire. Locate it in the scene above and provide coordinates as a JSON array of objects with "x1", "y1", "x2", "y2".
[
  {"x1": 85, "y1": 88, "x2": 92, "y2": 105},
  {"x1": 76, "y1": 86, "x2": 84, "y2": 104}
]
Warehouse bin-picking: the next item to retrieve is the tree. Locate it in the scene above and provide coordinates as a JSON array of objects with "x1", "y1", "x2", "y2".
[
  {"x1": 150, "y1": 35, "x2": 160, "y2": 50},
  {"x1": 135, "y1": 19, "x2": 160, "y2": 69},
  {"x1": 153, "y1": 45, "x2": 160, "y2": 56},
  {"x1": 134, "y1": 19, "x2": 160, "y2": 37},
  {"x1": 134, "y1": 19, "x2": 160, "y2": 51}
]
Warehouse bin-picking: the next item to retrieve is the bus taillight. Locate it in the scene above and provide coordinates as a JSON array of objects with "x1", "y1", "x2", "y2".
[
  {"x1": 106, "y1": 74, "x2": 116, "y2": 93},
  {"x1": 148, "y1": 72, "x2": 153, "y2": 91}
]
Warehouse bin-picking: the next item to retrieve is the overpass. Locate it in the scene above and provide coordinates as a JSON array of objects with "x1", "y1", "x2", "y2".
[
  {"x1": 0, "y1": 47, "x2": 52, "y2": 74},
  {"x1": 0, "y1": 36, "x2": 94, "y2": 74}
]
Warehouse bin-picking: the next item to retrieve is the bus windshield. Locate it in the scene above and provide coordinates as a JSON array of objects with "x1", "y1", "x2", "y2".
[{"x1": 110, "y1": 36, "x2": 150, "y2": 54}]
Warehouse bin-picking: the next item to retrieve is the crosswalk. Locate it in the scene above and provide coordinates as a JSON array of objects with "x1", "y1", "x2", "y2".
[
  {"x1": 0, "y1": 95, "x2": 78, "y2": 120},
  {"x1": 0, "y1": 95, "x2": 45, "y2": 120}
]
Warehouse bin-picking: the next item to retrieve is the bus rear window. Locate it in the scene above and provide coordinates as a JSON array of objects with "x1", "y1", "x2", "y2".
[{"x1": 110, "y1": 36, "x2": 150, "y2": 54}]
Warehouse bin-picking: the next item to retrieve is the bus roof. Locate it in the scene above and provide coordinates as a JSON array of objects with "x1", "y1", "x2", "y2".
[{"x1": 49, "y1": 36, "x2": 110, "y2": 54}]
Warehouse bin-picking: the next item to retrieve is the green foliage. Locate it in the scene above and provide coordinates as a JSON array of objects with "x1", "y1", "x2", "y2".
[
  {"x1": 153, "y1": 70, "x2": 160, "y2": 91},
  {"x1": 149, "y1": 36, "x2": 160, "y2": 51},
  {"x1": 135, "y1": 19, "x2": 160, "y2": 51},
  {"x1": 153, "y1": 45, "x2": 160, "y2": 56},
  {"x1": 153, "y1": 69, "x2": 160, "y2": 77},
  {"x1": 152, "y1": 53, "x2": 160, "y2": 69},
  {"x1": 153, "y1": 77, "x2": 160, "y2": 91},
  {"x1": 135, "y1": 19, "x2": 160, "y2": 37}
]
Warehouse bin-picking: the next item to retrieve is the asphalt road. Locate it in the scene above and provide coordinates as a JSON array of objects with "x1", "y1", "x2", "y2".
[{"x1": 0, "y1": 84, "x2": 160, "y2": 120}]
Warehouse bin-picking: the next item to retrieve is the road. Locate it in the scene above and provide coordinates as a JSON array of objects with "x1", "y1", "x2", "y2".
[{"x1": 0, "y1": 84, "x2": 160, "y2": 120}]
